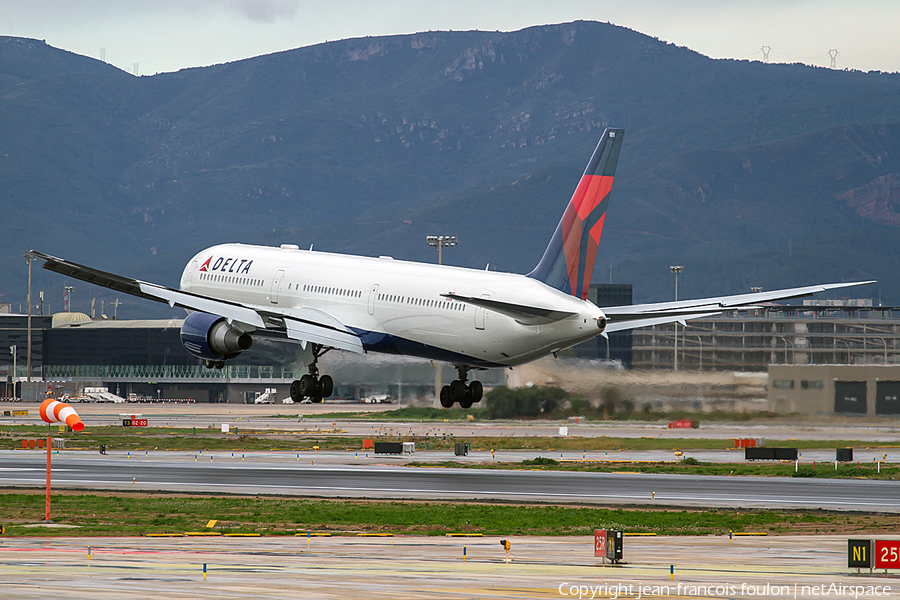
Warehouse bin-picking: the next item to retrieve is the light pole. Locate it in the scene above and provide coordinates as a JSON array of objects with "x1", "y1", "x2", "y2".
[
  {"x1": 9, "y1": 345, "x2": 16, "y2": 398},
  {"x1": 426, "y1": 235, "x2": 457, "y2": 266},
  {"x1": 874, "y1": 337, "x2": 888, "y2": 364},
  {"x1": 427, "y1": 235, "x2": 457, "y2": 407},
  {"x1": 778, "y1": 336, "x2": 794, "y2": 364},
  {"x1": 694, "y1": 335, "x2": 703, "y2": 371},
  {"x1": 670, "y1": 266, "x2": 683, "y2": 371},
  {"x1": 23, "y1": 252, "x2": 33, "y2": 383}
]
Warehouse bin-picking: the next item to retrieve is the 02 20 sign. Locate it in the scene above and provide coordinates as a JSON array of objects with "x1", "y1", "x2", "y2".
[{"x1": 875, "y1": 540, "x2": 900, "y2": 570}]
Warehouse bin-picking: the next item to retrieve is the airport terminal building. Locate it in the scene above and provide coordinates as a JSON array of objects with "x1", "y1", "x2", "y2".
[{"x1": 0, "y1": 312, "x2": 503, "y2": 404}]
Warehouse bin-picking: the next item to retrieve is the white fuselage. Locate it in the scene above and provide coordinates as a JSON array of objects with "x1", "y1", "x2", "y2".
[{"x1": 180, "y1": 243, "x2": 606, "y2": 368}]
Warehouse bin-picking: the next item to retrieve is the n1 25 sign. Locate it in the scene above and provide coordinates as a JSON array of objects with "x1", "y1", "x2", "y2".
[{"x1": 875, "y1": 540, "x2": 900, "y2": 570}]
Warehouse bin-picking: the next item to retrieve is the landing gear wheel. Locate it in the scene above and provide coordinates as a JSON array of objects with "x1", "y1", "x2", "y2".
[
  {"x1": 459, "y1": 393, "x2": 474, "y2": 409},
  {"x1": 214, "y1": 361, "x2": 225, "y2": 370},
  {"x1": 311, "y1": 396, "x2": 324, "y2": 404},
  {"x1": 290, "y1": 380, "x2": 302, "y2": 403},
  {"x1": 299, "y1": 374, "x2": 317, "y2": 397},
  {"x1": 440, "y1": 386, "x2": 453, "y2": 408},
  {"x1": 449, "y1": 380, "x2": 467, "y2": 403},
  {"x1": 469, "y1": 380, "x2": 483, "y2": 403},
  {"x1": 319, "y1": 375, "x2": 334, "y2": 398}
]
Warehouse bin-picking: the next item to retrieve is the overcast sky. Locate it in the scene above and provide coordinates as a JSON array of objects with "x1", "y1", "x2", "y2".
[{"x1": 3, "y1": 1, "x2": 899, "y2": 75}]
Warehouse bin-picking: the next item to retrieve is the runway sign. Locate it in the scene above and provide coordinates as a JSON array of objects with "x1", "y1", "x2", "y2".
[
  {"x1": 848, "y1": 539, "x2": 872, "y2": 568},
  {"x1": 606, "y1": 530, "x2": 623, "y2": 562},
  {"x1": 123, "y1": 419, "x2": 148, "y2": 427},
  {"x1": 12, "y1": 410, "x2": 28, "y2": 416},
  {"x1": 375, "y1": 442, "x2": 402, "y2": 455},
  {"x1": 594, "y1": 529, "x2": 607, "y2": 557},
  {"x1": 875, "y1": 540, "x2": 900, "y2": 570}
]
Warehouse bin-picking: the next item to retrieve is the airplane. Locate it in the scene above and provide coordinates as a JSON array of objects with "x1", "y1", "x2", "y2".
[{"x1": 31, "y1": 128, "x2": 872, "y2": 408}]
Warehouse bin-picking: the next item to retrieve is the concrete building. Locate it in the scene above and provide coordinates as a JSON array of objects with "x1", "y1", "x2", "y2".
[
  {"x1": 1, "y1": 314, "x2": 53, "y2": 398},
  {"x1": 632, "y1": 307, "x2": 900, "y2": 371},
  {"x1": 767, "y1": 364, "x2": 900, "y2": 416}
]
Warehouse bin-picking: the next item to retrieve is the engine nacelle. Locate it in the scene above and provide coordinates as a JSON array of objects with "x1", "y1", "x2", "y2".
[{"x1": 180, "y1": 312, "x2": 253, "y2": 361}]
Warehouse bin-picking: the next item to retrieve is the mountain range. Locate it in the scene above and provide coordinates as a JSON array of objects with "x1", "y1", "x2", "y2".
[{"x1": 2, "y1": 21, "x2": 899, "y2": 316}]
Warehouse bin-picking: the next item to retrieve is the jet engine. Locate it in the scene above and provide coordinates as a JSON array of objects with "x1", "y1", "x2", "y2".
[{"x1": 180, "y1": 311, "x2": 253, "y2": 361}]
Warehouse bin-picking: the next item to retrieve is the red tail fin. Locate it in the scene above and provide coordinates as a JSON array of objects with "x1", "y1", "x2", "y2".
[{"x1": 527, "y1": 129, "x2": 624, "y2": 299}]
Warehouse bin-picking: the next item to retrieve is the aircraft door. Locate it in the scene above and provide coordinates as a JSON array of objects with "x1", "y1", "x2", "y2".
[
  {"x1": 183, "y1": 259, "x2": 198, "y2": 289},
  {"x1": 270, "y1": 270, "x2": 285, "y2": 305},
  {"x1": 368, "y1": 284, "x2": 379, "y2": 315},
  {"x1": 474, "y1": 293, "x2": 489, "y2": 330}
]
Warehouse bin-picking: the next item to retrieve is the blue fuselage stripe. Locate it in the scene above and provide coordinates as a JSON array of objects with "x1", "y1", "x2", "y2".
[{"x1": 348, "y1": 327, "x2": 504, "y2": 368}]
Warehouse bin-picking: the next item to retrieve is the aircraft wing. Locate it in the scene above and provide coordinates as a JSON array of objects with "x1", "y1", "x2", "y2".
[
  {"x1": 441, "y1": 293, "x2": 577, "y2": 326},
  {"x1": 30, "y1": 251, "x2": 363, "y2": 354},
  {"x1": 601, "y1": 280, "x2": 875, "y2": 328}
]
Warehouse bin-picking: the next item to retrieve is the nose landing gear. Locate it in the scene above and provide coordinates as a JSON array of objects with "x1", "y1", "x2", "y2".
[{"x1": 440, "y1": 366, "x2": 483, "y2": 409}]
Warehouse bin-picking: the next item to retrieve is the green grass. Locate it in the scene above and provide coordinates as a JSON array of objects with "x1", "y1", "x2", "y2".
[
  {"x1": 3, "y1": 424, "x2": 897, "y2": 453},
  {"x1": 310, "y1": 406, "x2": 789, "y2": 423},
  {"x1": 408, "y1": 459, "x2": 900, "y2": 480},
  {"x1": 310, "y1": 406, "x2": 484, "y2": 420},
  {"x1": 0, "y1": 492, "x2": 892, "y2": 537}
]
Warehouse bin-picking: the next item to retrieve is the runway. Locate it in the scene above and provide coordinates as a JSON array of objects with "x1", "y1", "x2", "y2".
[
  {"x1": 5, "y1": 401, "x2": 900, "y2": 441},
  {"x1": 2, "y1": 451, "x2": 900, "y2": 511},
  {"x1": 4, "y1": 534, "x2": 896, "y2": 600}
]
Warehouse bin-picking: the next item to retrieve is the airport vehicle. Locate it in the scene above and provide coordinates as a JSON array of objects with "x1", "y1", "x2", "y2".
[
  {"x1": 253, "y1": 388, "x2": 277, "y2": 404},
  {"x1": 361, "y1": 394, "x2": 393, "y2": 404},
  {"x1": 31, "y1": 128, "x2": 871, "y2": 407}
]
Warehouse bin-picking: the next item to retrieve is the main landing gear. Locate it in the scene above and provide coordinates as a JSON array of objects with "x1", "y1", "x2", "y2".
[
  {"x1": 290, "y1": 345, "x2": 333, "y2": 404},
  {"x1": 440, "y1": 365, "x2": 483, "y2": 409}
]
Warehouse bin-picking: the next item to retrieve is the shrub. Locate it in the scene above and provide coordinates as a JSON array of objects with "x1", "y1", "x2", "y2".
[
  {"x1": 569, "y1": 397, "x2": 587, "y2": 414},
  {"x1": 599, "y1": 387, "x2": 621, "y2": 414},
  {"x1": 522, "y1": 456, "x2": 559, "y2": 466},
  {"x1": 484, "y1": 386, "x2": 568, "y2": 419}
]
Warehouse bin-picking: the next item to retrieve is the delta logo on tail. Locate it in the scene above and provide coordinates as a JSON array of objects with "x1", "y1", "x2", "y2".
[
  {"x1": 527, "y1": 129, "x2": 624, "y2": 300},
  {"x1": 198, "y1": 257, "x2": 212, "y2": 272}
]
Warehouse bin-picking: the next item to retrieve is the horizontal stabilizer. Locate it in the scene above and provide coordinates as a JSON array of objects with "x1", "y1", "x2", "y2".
[
  {"x1": 441, "y1": 293, "x2": 576, "y2": 326},
  {"x1": 602, "y1": 281, "x2": 875, "y2": 327},
  {"x1": 604, "y1": 312, "x2": 719, "y2": 334}
]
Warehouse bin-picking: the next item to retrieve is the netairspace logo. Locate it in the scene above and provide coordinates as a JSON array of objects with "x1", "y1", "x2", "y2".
[{"x1": 557, "y1": 582, "x2": 893, "y2": 599}]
